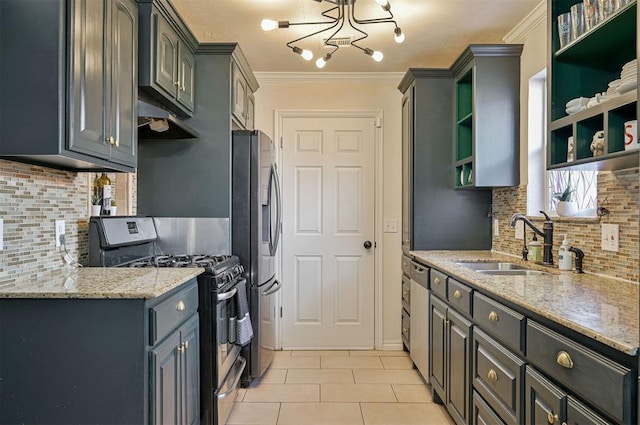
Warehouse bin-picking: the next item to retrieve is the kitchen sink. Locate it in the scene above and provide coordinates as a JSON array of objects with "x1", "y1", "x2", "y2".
[
  {"x1": 477, "y1": 269, "x2": 550, "y2": 276},
  {"x1": 455, "y1": 261, "x2": 528, "y2": 271}
]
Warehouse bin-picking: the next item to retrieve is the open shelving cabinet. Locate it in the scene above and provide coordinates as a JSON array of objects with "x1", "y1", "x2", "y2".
[{"x1": 548, "y1": 0, "x2": 638, "y2": 170}]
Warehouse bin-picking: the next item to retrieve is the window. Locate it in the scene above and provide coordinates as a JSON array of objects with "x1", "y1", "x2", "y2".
[{"x1": 527, "y1": 70, "x2": 597, "y2": 217}]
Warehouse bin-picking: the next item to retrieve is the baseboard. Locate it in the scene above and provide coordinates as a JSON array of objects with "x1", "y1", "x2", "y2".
[{"x1": 381, "y1": 341, "x2": 404, "y2": 351}]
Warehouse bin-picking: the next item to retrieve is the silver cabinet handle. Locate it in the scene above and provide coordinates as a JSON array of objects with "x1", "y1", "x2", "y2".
[
  {"x1": 176, "y1": 300, "x2": 185, "y2": 311},
  {"x1": 114, "y1": 139, "x2": 119, "y2": 147}
]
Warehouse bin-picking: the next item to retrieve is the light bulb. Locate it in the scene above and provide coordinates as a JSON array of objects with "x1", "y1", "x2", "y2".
[
  {"x1": 301, "y1": 49, "x2": 314, "y2": 61},
  {"x1": 394, "y1": 28, "x2": 405, "y2": 43},
  {"x1": 374, "y1": 0, "x2": 389, "y2": 6},
  {"x1": 316, "y1": 57, "x2": 327, "y2": 68},
  {"x1": 261, "y1": 19, "x2": 278, "y2": 31},
  {"x1": 371, "y1": 51, "x2": 384, "y2": 62}
]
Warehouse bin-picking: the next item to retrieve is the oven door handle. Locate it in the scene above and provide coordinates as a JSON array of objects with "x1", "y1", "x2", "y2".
[
  {"x1": 217, "y1": 356, "x2": 247, "y2": 400},
  {"x1": 217, "y1": 277, "x2": 246, "y2": 302},
  {"x1": 261, "y1": 279, "x2": 281, "y2": 296}
]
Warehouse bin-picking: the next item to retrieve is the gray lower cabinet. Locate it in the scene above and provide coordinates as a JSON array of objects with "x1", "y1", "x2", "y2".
[
  {"x1": 473, "y1": 390, "x2": 506, "y2": 425},
  {"x1": 525, "y1": 365, "x2": 566, "y2": 425},
  {"x1": 0, "y1": 0, "x2": 137, "y2": 171},
  {"x1": 567, "y1": 396, "x2": 612, "y2": 425},
  {"x1": 150, "y1": 314, "x2": 200, "y2": 425},
  {"x1": 138, "y1": 0, "x2": 198, "y2": 116},
  {"x1": 0, "y1": 278, "x2": 199, "y2": 424},
  {"x1": 429, "y1": 292, "x2": 472, "y2": 425}
]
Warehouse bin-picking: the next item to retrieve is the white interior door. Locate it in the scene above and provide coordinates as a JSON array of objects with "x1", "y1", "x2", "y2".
[{"x1": 281, "y1": 116, "x2": 376, "y2": 349}]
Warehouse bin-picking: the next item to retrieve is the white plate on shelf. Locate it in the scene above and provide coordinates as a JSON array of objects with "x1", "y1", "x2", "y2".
[
  {"x1": 616, "y1": 79, "x2": 637, "y2": 94},
  {"x1": 566, "y1": 105, "x2": 585, "y2": 114},
  {"x1": 609, "y1": 79, "x2": 622, "y2": 87}
]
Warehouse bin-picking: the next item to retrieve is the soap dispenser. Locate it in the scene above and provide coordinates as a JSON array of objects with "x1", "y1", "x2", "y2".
[
  {"x1": 558, "y1": 234, "x2": 572, "y2": 271},
  {"x1": 529, "y1": 235, "x2": 542, "y2": 263}
]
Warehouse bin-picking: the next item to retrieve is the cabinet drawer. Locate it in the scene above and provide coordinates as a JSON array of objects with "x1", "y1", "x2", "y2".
[
  {"x1": 447, "y1": 278, "x2": 472, "y2": 315},
  {"x1": 402, "y1": 275, "x2": 410, "y2": 313},
  {"x1": 402, "y1": 255, "x2": 412, "y2": 277},
  {"x1": 526, "y1": 321, "x2": 633, "y2": 424},
  {"x1": 402, "y1": 308, "x2": 410, "y2": 349},
  {"x1": 473, "y1": 328, "x2": 524, "y2": 425},
  {"x1": 473, "y1": 390, "x2": 506, "y2": 425},
  {"x1": 567, "y1": 396, "x2": 612, "y2": 425},
  {"x1": 473, "y1": 292, "x2": 524, "y2": 354},
  {"x1": 430, "y1": 269, "x2": 447, "y2": 299},
  {"x1": 410, "y1": 260, "x2": 428, "y2": 288},
  {"x1": 150, "y1": 281, "x2": 199, "y2": 345}
]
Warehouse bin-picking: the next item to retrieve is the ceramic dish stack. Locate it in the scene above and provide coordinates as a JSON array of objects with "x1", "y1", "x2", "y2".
[
  {"x1": 606, "y1": 79, "x2": 622, "y2": 97},
  {"x1": 617, "y1": 59, "x2": 637, "y2": 95},
  {"x1": 565, "y1": 97, "x2": 589, "y2": 114}
]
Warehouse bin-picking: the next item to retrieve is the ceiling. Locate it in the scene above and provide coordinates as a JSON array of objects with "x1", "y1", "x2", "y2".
[{"x1": 172, "y1": 0, "x2": 541, "y2": 73}]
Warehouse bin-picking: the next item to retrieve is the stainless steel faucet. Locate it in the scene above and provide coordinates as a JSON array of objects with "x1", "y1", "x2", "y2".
[{"x1": 509, "y1": 211, "x2": 554, "y2": 265}]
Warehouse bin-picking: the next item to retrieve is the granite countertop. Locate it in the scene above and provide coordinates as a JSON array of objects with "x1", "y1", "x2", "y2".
[
  {"x1": 0, "y1": 267, "x2": 204, "y2": 299},
  {"x1": 410, "y1": 250, "x2": 639, "y2": 356}
]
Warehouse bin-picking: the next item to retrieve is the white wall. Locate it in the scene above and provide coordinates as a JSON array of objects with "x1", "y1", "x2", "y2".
[{"x1": 253, "y1": 74, "x2": 404, "y2": 349}]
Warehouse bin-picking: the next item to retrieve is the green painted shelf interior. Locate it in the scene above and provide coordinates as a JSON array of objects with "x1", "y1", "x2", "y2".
[
  {"x1": 548, "y1": 0, "x2": 637, "y2": 169},
  {"x1": 456, "y1": 70, "x2": 473, "y2": 162}
]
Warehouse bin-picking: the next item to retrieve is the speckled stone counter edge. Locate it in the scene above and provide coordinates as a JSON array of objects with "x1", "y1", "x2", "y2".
[
  {"x1": 410, "y1": 250, "x2": 639, "y2": 356},
  {"x1": 0, "y1": 267, "x2": 204, "y2": 299}
]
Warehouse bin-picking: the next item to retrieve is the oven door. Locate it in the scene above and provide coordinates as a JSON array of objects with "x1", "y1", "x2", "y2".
[{"x1": 217, "y1": 278, "x2": 243, "y2": 388}]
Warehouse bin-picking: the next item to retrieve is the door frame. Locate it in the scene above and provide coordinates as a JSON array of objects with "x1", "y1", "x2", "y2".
[{"x1": 273, "y1": 110, "x2": 384, "y2": 350}]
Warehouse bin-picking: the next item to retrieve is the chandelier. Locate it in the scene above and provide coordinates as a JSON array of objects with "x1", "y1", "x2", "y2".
[{"x1": 261, "y1": 0, "x2": 405, "y2": 69}]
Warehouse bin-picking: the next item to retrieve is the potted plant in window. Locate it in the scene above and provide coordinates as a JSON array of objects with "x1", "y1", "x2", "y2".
[
  {"x1": 553, "y1": 184, "x2": 577, "y2": 217},
  {"x1": 110, "y1": 199, "x2": 117, "y2": 216},
  {"x1": 91, "y1": 195, "x2": 102, "y2": 216}
]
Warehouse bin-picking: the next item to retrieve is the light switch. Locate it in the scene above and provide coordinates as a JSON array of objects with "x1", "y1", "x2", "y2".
[
  {"x1": 601, "y1": 223, "x2": 619, "y2": 252},
  {"x1": 493, "y1": 219, "x2": 499, "y2": 236},
  {"x1": 0, "y1": 218, "x2": 3, "y2": 251},
  {"x1": 384, "y1": 219, "x2": 398, "y2": 233},
  {"x1": 55, "y1": 219, "x2": 65, "y2": 249}
]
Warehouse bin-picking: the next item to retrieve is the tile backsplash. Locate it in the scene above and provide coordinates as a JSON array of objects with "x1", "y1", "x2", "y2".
[
  {"x1": 493, "y1": 168, "x2": 639, "y2": 282},
  {"x1": 0, "y1": 160, "x2": 92, "y2": 285}
]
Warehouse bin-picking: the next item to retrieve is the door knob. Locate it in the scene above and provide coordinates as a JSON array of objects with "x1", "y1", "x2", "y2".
[{"x1": 363, "y1": 240, "x2": 372, "y2": 249}]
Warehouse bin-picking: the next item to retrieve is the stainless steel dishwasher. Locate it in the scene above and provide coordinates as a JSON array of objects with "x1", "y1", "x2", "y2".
[{"x1": 409, "y1": 260, "x2": 429, "y2": 380}]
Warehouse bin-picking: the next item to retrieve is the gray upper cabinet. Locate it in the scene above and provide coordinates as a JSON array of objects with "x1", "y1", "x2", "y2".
[
  {"x1": 451, "y1": 45, "x2": 523, "y2": 189},
  {"x1": 0, "y1": 0, "x2": 137, "y2": 172},
  {"x1": 398, "y1": 69, "x2": 492, "y2": 254},
  {"x1": 232, "y1": 59, "x2": 258, "y2": 130},
  {"x1": 138, "y1": 0, "x2": 198, "y2": 117}
]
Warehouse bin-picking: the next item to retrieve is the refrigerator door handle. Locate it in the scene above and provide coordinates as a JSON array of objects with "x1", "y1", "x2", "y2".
[
  {"x1": 261, "y1": 279, "x2": 281, "y2": 296},
  {"x1": 269, "y1": 163, "x2": 282, "y2": 256}
]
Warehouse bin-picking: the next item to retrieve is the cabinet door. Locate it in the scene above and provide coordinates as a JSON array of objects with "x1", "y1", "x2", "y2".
[
  {"x1": 180, "y1": 316, "x2": 200, "y2": 425},
  {"x1": 154, "y1": 16, "x2": 179, "y2": 98},
  {"x1": 232, "y1": 61, "x2": 248, "y2": 126},
  {"x1": 176, "y1": 42, "x2": 195, "y2": 113},
  {"x1": 150, "y1": 331, "x2": 181, "y2": 425},
  {"x1": 107, "y1": 0, "x2": 137, "y2": 167},
  {"x1": 525, "y1": 366, "x2": 566, "y2": 425},
  {"x1": 68, "y1": 0, "x2": 110, "y2": 159},
  {"x1": 401, "y1": 89, "x2": 413, "y2": 252},
  {"x1": 246, "y1": 92, "x2": 255, "y2": 130},
  {"x1": 430, "y1": 295, "x2": 447, "y2": 401},
  {"x1": 447, "y1": 308, "x2": 472, "y2": 425}
]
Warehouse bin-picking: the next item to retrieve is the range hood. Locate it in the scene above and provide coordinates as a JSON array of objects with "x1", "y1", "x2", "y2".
[{"x1": 137, "y1": 97, "x2": 199, "y2": 140}]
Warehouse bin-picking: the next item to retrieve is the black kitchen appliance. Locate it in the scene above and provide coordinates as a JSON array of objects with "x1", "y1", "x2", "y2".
[
  {"x1": 231, "y1": 130, "x2": 282, "y2": 385},
  {"x1": 89, "y1": 216, "x2": 248, "y2": 425}
]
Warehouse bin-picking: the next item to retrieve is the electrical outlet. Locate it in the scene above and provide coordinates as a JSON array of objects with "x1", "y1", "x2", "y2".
[
  {"x1": 55, "y1": 220, "x2": 65, "y2": 249},
  {"x1": 601, "y1": 223, "x2": 619, "y2": 252},
  {"x1": 383, "y1": 219, "x2": 398, "y2": 233},
  {"x1": 514, "y1": 220, "x2": 524, "y2": 240},
  {"x1": 493, "y1": 219, "x2": 499, "y2": 236},
  {"x1": 0, "y1": 218, "x2": 3, "y2": 251}
]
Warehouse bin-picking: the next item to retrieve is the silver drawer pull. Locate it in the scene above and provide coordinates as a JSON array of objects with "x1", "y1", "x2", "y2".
[
  {"x1": 434, "y1": 277, "x2": 441, "y2": 285},
  {"x1": 547, "y1": 412, "x2": 559, "y2": 424},
  {"x1": 453, "y1": 290, "x2": 462, "y2": 299},
  {"x1": 556, "y1": 351, "x2": 574, "y2": 369},
  {"x1": 176, "y1": 300, "x2": 186, "y2": 311},
  {"x1": 489, "y1": 311, "x2": 499, "y2": 322},
  {"x1": 487, "y1": 369, "x2": 498, "y2": 382}
]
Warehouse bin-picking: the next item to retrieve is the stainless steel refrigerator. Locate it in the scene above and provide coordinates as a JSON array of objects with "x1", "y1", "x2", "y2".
[{"x1": 231, "y1": 130, "x2": 282, "y2": 385}]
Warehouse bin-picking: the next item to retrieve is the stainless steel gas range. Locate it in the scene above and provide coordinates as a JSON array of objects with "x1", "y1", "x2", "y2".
[{"x1": 89, "y1": 216, "x2": 250, "y2": 425}]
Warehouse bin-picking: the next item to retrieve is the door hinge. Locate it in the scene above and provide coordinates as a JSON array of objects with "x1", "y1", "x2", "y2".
[
  {"x1": 280, "y1": 307, "x2": 283, "y2": 318},
  {"x1": 280, "y1": 137, "x2": 283, "y2": 149},
  {"x1": 375, "y1": 241, "x2": 377, "y2": 248},
  {"x1": 375, "y1": 117, "x2": 382, "y2": 128}
]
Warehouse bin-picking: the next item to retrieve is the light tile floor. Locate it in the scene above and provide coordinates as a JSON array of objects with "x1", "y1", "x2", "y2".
[{"x1": 229, "y1": 350, "x2": 454, "y2": 425}]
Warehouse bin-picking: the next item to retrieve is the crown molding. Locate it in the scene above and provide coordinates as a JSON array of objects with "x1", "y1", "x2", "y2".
[
  {"x1": 503, "y1": 0, "x2": 547, "y2": 44},
  {"x1": 255, "y1": 72, "x2": 406, "y2": 84}
]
